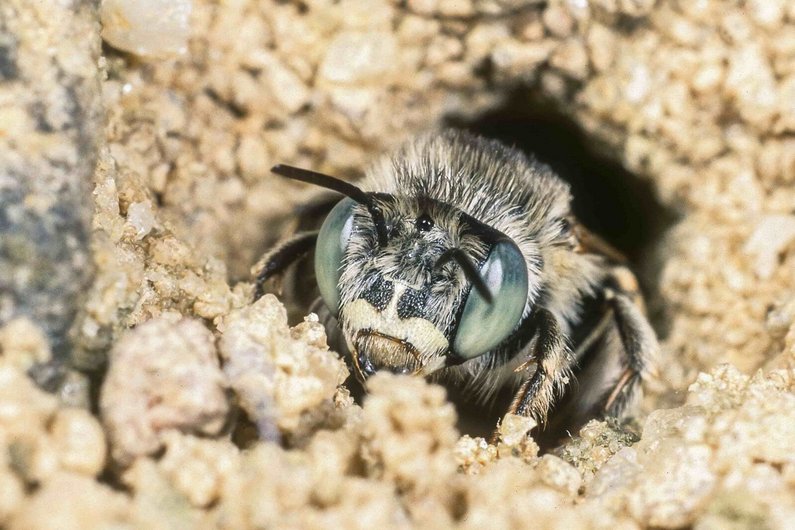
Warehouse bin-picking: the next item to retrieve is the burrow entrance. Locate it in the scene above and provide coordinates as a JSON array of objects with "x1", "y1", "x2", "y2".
[{"x1": 447, "y1": 91, "x2": 675, "y2": 277}]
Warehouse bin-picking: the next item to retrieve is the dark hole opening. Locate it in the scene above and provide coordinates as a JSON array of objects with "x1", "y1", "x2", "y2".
[{"x1": 446, "y1": 91, "x2": 675, "y2": 273}]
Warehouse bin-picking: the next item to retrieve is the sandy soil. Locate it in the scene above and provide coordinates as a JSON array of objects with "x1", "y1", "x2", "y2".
[{"x1": 1, "y1": 0, "x2": 794, "y2": 527}]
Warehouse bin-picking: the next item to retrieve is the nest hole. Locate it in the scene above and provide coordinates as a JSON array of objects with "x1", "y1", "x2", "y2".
[{"x1": 447, "y1": 92, "x2": 674, "y2": 276}]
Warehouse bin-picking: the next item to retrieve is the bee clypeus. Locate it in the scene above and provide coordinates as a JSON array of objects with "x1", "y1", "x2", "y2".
[{"x1": 254, "y1": 130, "x2": 658, "y2": 435}]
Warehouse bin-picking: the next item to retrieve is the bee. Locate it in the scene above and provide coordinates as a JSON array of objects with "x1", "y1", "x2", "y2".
[{"x1": 254, "y1": 130, "x2": 657, "y2": 436}]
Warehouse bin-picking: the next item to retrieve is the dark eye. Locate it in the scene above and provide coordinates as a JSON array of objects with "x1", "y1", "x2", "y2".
[
  {"x1": 315, "y1": 198, "x2": 356, "y2": 315},
  {"x1": 453, "y1": 240, "x2": 529, "y2": 359}
]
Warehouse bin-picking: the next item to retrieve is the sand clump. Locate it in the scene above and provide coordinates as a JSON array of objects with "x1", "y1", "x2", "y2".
[
  {"x1": 100, "y1": 316, "x2": 229, "y2": 465},
  {"x1": 0, "y1": 0, "x2": 794, "y2": 527},
  {"x1": 5, "y1": 304, "x2": 795, "y2": 528},
  {"x1": 217, "y1": 294, "x2": 349, "y2": 442}
]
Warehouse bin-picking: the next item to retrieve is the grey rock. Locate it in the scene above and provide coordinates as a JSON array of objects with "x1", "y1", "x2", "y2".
[{"x1": 0, "y1": 1, "x2": 102, "y2": 381}]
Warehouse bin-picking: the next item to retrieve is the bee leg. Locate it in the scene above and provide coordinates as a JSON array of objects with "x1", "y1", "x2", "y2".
[
  {"x1": 506, "y1": 308, "x2": 573, "y2": 425},
  {"x1": 253, "y1": 231, "x2": 318, "y2": 300},
  {"x1": 601, "y1": 266, "x2": 659, "y2": 417},
  {"x1": 570, "y1": 304, "x2": 613, "y2": 363}
]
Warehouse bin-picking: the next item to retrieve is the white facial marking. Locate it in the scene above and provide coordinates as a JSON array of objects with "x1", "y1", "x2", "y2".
[{"x1": 342, "y1": 283, "x2": 449, "y2": 373}]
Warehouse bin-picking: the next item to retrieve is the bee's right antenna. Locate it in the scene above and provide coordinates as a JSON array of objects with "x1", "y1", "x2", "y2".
[
  {"x1": 436, "y1": 248, "x2": 493, "y2": 303},
  {"x1": 271, "y1": 164, "x2": 389, "y2": 246}
]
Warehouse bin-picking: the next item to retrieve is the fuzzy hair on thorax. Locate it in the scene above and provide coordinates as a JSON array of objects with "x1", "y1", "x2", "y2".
[{"x1": 364, "y1": 130, "x2": 605, "y2": 326}]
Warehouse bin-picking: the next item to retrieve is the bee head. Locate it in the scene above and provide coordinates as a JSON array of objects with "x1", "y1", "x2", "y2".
[{"x1": 272, "y1": 165, "x2": 533, "y2": 383}]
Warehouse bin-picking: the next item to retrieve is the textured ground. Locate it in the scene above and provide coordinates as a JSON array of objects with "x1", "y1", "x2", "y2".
[{"x1": 1, "y1": 0, "x2": 794, "y2": 528}]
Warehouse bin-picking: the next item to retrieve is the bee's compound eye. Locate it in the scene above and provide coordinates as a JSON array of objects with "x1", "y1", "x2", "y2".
[
  {"x1": 453, "y1": 240, "x2": 529, "y2": 359},
  {"x1": 315, "y1": 198, "x2": 356, "y2": 315}
]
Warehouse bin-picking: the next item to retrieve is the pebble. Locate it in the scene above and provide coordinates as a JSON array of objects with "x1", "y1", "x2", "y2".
[{"x1": 100, "y1": 0, "x2": 193, "y2": 57}]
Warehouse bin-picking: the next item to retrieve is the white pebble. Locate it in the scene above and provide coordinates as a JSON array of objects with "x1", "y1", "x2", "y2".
[
  {"x1": 319, "y1": 31, "x2": 398, "y2": 84},
  {"x1": 101, "y1": 0, "x2": 192, "y2": 58},
  {"x1": 743, "y1": 215, "x2": 795, "y2": 279},
  {"x1": 625, "y1": 63, "x2": 650, "y2": 103},
  {"x1": 126, "y1": 201, "x2": 155, "y2": 240}
]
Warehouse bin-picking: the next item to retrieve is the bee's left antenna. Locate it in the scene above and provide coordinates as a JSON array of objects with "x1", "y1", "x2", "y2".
[
  {"x1": 271, "y1": 164, "x2": 389, "y2": 246},
  {"x1": 436, "y1": 248, "x2": 493, "y2": 303}
]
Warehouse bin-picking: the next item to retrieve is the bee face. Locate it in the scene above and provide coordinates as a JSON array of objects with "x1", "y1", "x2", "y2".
[{"x1": 315, "y1": 194, "x2": 530, "y2": 382}]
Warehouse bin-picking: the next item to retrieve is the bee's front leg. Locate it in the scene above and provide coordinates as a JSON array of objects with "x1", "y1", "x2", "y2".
[
  {"x1": 506, "y1": 308, "x2": 573, "y2": 426},
  {"x1": 253, "y1": 231, "x2": 318, "y2": 300}
]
